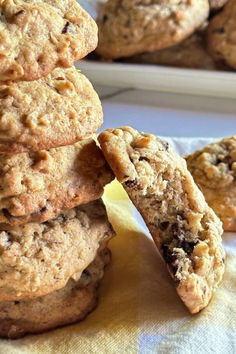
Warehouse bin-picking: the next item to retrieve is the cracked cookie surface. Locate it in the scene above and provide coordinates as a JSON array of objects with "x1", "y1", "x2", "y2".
[
  {"x1": 0, "y1": 67, "x2": 103, "y2": 153},
  {"x1": 0, "y1": 138, "x2": 113, "y2": 226},
  {"x1": 0, "y1": 0, "x2": 97, "y2": 82},
  {"x1": 99, "y1": 126, "x2": 225, "y2": 314},
  {"x1": 0, "y1": 247, "x2": 111, "y2": 339},
  {"x1": 186, "y1": 136, "x2": 236, "y2": 231},
  {"x1": 0, "y1": 199, "x2": 115, "y2": 302},
  {"x1": 96, "y1": 0, "x2": 209, "y2": 59},
  {"x1": 208, "y1": 0, "x2": 236, "y2": 69}
]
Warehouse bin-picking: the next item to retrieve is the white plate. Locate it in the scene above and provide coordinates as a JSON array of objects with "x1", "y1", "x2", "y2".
[{"x1": 77, "y1": 60, "x2": 236, "y2": 99}]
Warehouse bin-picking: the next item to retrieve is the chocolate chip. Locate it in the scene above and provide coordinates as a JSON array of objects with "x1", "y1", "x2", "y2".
[
  {"x1": 15, "y1": 10, "x2": 25, "y2": 16},
  {"x1": 2, "y1": 208, "x2": 13, "y2": 221},
  {"x1": 216, "y1": 155, "x2": 232, "y2": 169},
  {"x1": 102, "y1": 14, "x2": 108, "y2": 23},
  {"x1": 139, "y1": 156, "x2": 150, "y2": 162},
  {"x1": 83, "y1": 269, "x2": 90, "y2": 276},
  {"x1": 171, "y1": 219, "x2": 198, "y2": 255},
  {"x1": 60, "y1": 214, "x2": 68, "y2": 222},
  {"x1": 81, "y1": 269, "x2": 91, "y2": 281},
  {"x1": 159, "y1": 221, "x2": 169, "y2": 231},
  {"x1": 222, "y1": 155, "x2": 232, "y2": 164},
  {"x1": 176, "y1": 213, "x2": 184, "y2": 221},
  {"x1": 162, "y1": 245, "x2": 174, "y2": 264},
  {"x1": 182, "y1": 240, "x2": 197, "y2": 255},
  {"x1": 40, "y1": 206, "x2": 47, "y2": 213},
  {"x1": 14, "y1": 301, "x2": 20, "y2": 305},
  {"x1": 124, "y1": 179, "x2": 141, "y2": 190},
  {"x1": 62, "y1": 21, "x2": 70, "y2": 34},
  {"x1": 162, "y1": 245, "x2": 178, "y2": 275},
  {"x1": 213, "y1": 27, "x2": 225, "y2": 34}
]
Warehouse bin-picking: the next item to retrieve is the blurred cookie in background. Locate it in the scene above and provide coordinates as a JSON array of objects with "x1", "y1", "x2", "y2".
[
  {"x1": 208, "y1": 0, "x2": 236, "y2": 69},
  {"x1": 96, "y1": 0, "x2": 210, "y2": 59},
  {"x1": 122, "y1": 31, "x2": 216, "y2": 70}
]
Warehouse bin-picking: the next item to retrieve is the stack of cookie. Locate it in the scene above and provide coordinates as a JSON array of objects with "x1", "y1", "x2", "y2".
[{"x1": 0, "y1": 0, "x2": 114, "y2": 339}]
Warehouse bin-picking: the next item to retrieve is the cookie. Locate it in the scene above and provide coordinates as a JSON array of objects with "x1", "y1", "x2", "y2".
[
  {"x1": 0, "y1": 138, "x2": 113, "y2": 226},
  {"x1": 0, "y1": 199, "x2": 115, "y2": 302},
  {"x1": 0, "y1": 67, "x2": 103, "y2": 153},
  {"x1": 0, "y1": 0, "x2": 97, "y2": 82},
  {"x1": 186, "y1": 136, "x2": 236, "y2": 231},
  {"x1": 209, "y1": 0, "x2": 228, "y2": 11},
  {"x1": 208, "y1": 0, "x2": 236, "y2": 69},
  {"x1": 96, "y1": 0, "x2": 209, "y2": 59},
  {"x1": 99, "y1": 127, "x2": 225, "y2": 314},
  {"x1": 0, "y1": 247, "x2": 111, "y2": 339},
  {"x1": 123, "y1": 32, "x2": 215, "y2": 70}
]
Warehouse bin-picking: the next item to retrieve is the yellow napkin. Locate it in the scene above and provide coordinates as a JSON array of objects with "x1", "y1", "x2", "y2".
[{"x1": 0, "y1": 178, "x2": 236, "y2": 353}]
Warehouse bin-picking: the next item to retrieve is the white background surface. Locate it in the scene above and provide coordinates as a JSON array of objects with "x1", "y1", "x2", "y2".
[
  {"x1": 79, "y1": 61, "x2": 236, "y2": 99},
  {"x1": 94, "y1": 85, "x2": 236, "y2": 138}
]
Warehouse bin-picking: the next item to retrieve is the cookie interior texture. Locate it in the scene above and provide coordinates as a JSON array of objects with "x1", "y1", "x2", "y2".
[
  {"x1": 0, "y1": 67, "x2": 103, "y2": 153},
  {"x1": 208, "y1": 0, "x2": 236, "y2": 69},
  {"x1": 0, "y1": 199, "x2": 115, "y2": 302},
  {"x1": 99, "y1": 126, "x2": 225, "y2": 314},
  {"x1": 0, "y1": 138, "x2": 113, "y2": 226},
  {"x1": 186, "y1": 136, "x2": 236, "y2": 231},
  {"x1": 0, "y1": 0, "x2": 97, "y2": 82},
  {"x1": 96, "y1": 0, "x2": 210, "y2": 59},
  {"x1": 0, "y1": 247, "x2": 111, "y2": 339}
]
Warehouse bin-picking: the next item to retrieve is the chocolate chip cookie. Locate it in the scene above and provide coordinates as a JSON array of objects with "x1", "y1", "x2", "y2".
[
  {"x1": 0, "y1": 0, "x2": 97, "y2": 82},
  {"x1": 0, "y1": 247, "x2": 111, "y2": 339},
  {"x1": 0, "y1": 138, "x2": 113, "y2": 226},
  {"x1": 96, "y1": 0, "x2": 209, "y2": 59},
  {"x1": 123, "y1": 31, "x2": 215, "y2": 70},
  {"x1": 99, "y1": 127, "x2": 225, "y2": 314},
  {"x1": 208, "y1": 0, "x2": 236, "y2": 69},
  {"x1": 0, "y1": 67, "x2": 103, "y2": 153},
  {"x1": 186, "y1": 136, "x2": 236, "y2": 231},
  {"x1": 0, "y1": 199, "x2": 115, "y2": 302}
]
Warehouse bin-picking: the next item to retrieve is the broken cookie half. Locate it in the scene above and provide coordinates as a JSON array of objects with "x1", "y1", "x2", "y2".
[{"x1": 98, "y1": 126, "x2": 225, "y2": 314}]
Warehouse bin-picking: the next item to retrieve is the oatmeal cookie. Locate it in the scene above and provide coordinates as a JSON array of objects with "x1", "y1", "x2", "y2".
[
  {"x1": 0, "y1": 199, "x2": 115, "y2": 302},
  {"x1": 99, "y1": 126, "x2": 225, "y2": 314},
  {"x1": 0, "y1": 247, "x2": 111, "y2": 339},
  {"x1": 0, "y1": 0, "x2": 97, "y2": 82},
  {"x1": 96, "y1": 0, "x2": 209, "y2": 59},
  {"x1": 208, "y1": 0, "x2": 236, "y2": 69},
  {"x1": 0, "y1": 67, "x2": 103, "y2": 153},
  {"x1": 0, "y1": 138, "x2": 113, "y2": 226},
  {"x1": 123, "y1": 31, "x2": 215, "y2": 69},
  {"x1": 186, "y1": 136, "x2": 236, "y2": 231}
]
